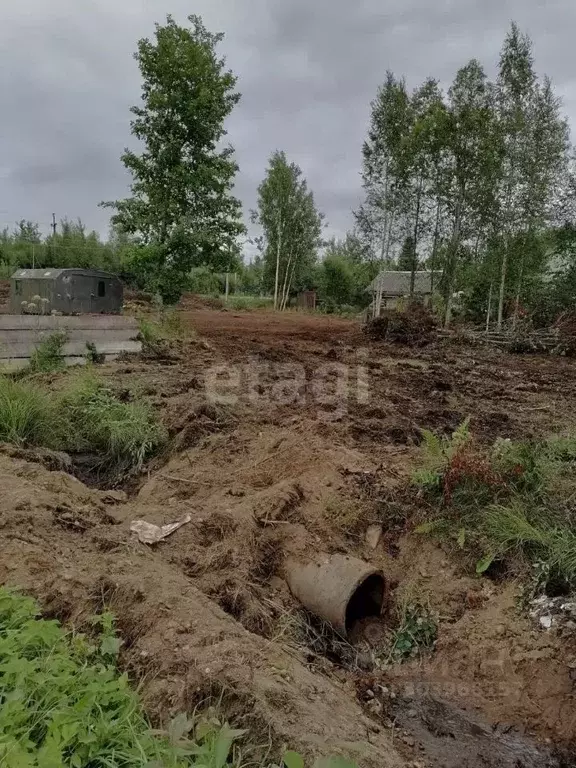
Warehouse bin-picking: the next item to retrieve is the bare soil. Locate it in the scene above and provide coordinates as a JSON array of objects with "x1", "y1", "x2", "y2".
[{"x1": 2, "y1": 302, "x2": 576, "y2": 767}]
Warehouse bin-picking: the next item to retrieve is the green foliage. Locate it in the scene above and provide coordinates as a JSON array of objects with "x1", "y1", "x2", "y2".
[
  {"x1": 397, "y1": 235, "x2": 417, "y2": 272},
  {"x1": 390, "y1": 600, "x2": 437, "y2": 661},
  {"x1": 26, "y1": 332, "x2": 67, "y2": 375},
  {"x1": 188, "y1": 266, "x2": 223, "y2": 296},
  {"x1": 102, "y1": 15, "x2": 245, "y2": 303},
  {"x1": 254, "y1": 151, "x2": 323, "y2": 310},
  {"x1": 320, "y1": 256, "x2": 354, "y2": 308},
  {"x1": 0, "y1": 588, "x2": 248, "y2": 767},
  {"x1": 0, "y1": 378, "x2": 62, "y2": 448},
  {"x1": 355, "y1": 22, "x2": 572, "y2": 328},
  {"x1": 413, "y1": 423, "x2": 576, "y2": 590},
  {"x1": 0, "y1": 373, "x2": 166, "y2": 475},
  {"x1": 61, "y1": 374, "x2": 166, "y2": 474},
  {"x1": 412, "y1": 418, "x2": 471, "y2": 491},
  {"x1": 228, "y1": 295, "x2": 274, "y2": 311}
]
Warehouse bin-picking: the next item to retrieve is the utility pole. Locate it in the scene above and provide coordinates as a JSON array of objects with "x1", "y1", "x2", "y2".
[{"x1": 51, "y1": 213, "x2": 57, "y2": 237}]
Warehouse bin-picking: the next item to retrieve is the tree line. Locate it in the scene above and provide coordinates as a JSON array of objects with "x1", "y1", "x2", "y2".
[
  {"x1": 356, "y1": 22, "x2": 575, "y2": 327},
  {"x1": 3, "y1": 16, "x2": 576, "y2": 325}
]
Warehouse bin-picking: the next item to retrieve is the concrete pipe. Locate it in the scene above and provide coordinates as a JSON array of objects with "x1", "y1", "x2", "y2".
[{"x1": 285, "y1": 553, "x2": 386, "y2": 637}]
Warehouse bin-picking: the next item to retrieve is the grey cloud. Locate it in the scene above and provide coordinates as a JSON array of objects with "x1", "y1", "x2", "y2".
[{"x1": 0, "y1": 0, "x2": 575, "y2": 244}]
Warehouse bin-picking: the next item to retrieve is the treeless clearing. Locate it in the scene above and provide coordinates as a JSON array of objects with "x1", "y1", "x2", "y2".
[{"x1": 1, "y1": 303, "x2": 576, "y2": 766}]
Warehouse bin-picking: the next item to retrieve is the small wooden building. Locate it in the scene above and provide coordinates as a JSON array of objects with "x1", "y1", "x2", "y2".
[
  {"x1": 367, "y1": 270, "x2": 442, "y2": 318},
  {"x1": 297, "y1": 290, "x2": 317, "y2": 311},
  {"x1": 10, "y1": 269, "x2": 123, "y2": 315}
]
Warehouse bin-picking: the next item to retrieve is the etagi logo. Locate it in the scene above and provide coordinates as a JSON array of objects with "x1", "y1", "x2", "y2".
[{"x1": 204, "y1": 350, "x2": 370, "y2": 420}]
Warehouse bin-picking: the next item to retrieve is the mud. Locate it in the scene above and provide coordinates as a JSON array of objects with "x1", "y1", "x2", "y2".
[{"x1": 2, "y1": 302, "x2": 576, "y2": 766}]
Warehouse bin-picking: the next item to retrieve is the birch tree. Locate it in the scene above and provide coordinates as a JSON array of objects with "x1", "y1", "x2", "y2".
[{"x1": 255, "y1": 152, "x2": 323, "y2": 310}]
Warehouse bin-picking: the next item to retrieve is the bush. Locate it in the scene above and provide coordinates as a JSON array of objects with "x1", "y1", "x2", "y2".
[
  {"x1": 413, "y1": 423, "x2": 576, "y2": 589},
  {"x1": 27, "y1": 331, "x2": 67, "y2": 375},
  {"x1": 0, "y1": 588, "x2": 248, "y2": 768}
]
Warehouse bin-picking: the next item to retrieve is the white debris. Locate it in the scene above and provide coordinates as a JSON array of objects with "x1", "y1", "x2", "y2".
[
  {"x1": 529, "y1": 594, "x2": 576, "y2": 633},
  {"x1": 539, "y1": 615, "x2": 553, "y2": 630},
  {"x1": 130, "y1": 514, "x2": 191, "y2": 545},
  {"x1": 365, "y1": 524, "x2": 383, "y2": 550}
]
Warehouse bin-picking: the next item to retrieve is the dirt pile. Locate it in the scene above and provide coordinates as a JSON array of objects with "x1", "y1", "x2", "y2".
[
  {"x1": 178, "y1": 293, "x2": 224, "y2": 311},
  {"x1": 364, "y1": 305, "x2": 438, "y2": 346},
  {"x1": 0, "y1": 452, "x2": 407, "y2": 768}
]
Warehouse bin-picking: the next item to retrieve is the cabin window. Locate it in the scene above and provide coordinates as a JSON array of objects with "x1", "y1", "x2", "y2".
[
  {"x1": 97, "y1": 281, "x2": 106, "y2": 298},
  {"x1": 14, "y1": 280, "x2": 22, "y2": 295}
]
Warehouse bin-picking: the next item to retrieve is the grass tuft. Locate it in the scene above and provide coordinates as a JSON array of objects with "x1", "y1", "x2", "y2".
[
  {"x1": 26, "y1": 331, "x2": 67, "y2": 375},
  {"x1": 0, "y1": 373, "x2": 166, "y2": 477},
  {"x1": 61, "y1": 373, "x2": 167, "y2": 474},
  {"x1": 0, "y1": 377, "x2": 62, "y2": 447}
]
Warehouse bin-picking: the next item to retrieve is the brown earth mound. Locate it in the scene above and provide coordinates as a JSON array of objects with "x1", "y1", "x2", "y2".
[
  {"x1": 364, "y1": 305, "x2": 438, "y2": 346},
  {"x1": 178, "y1": 293, "x2": 224, "y2": 311}
]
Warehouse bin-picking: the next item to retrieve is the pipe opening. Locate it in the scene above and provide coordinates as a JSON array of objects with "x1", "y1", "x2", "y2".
[{"x1": 345, "y1": 573, "x2": 385, "y2": 633}]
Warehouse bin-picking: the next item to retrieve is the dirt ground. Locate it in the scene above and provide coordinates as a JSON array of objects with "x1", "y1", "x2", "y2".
[{"x1": 2, "y1": 299, "x2": 576, "y2": 767}]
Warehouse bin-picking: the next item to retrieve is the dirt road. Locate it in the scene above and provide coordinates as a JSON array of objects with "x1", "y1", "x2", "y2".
[{"x1": 1, "y1": 303, "x2": 576, "y2": 766}]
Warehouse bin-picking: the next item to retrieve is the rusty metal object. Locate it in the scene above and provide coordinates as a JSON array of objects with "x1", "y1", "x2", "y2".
[{"x1": 285, "y1": 553, "x2": 386, "y2": 637}]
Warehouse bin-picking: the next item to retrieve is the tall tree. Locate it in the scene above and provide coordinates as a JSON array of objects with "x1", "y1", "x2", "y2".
[
  {"x1": 102, "y1": 15, "x2": 245, "y2": 302},
  {"x1": 254, "y1": 151, "x2": 323, "y2": 310},
  {"x1": 441, "y1": 59, "x2": 502, "y2": 324},
  {"x1": 397, "y1": 235, "x2": 417, "y2": 271},
  {"x1": 495, "y1": 23, "x2": 537, "y2": 329},
  {"x1": 356, "y1": 73, "x2": 412, "y2": 262}
]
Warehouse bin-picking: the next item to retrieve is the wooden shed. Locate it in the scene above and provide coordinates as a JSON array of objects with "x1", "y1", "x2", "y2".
[{"x1": 10, "y1": 268, "x2": 123, "y2": 315}]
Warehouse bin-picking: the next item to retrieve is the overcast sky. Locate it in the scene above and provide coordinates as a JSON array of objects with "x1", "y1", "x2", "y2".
[{"x1": 1, "y1": 0, "x2": 575, "y2": 250}]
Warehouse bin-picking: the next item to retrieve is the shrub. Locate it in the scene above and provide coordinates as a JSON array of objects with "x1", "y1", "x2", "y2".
[
  {"x1": 413, "y1": 423, "x2": 576, "y2": 590},
  {"x1": 27, "y1": 331, "x2": 67, "y2": 375}
]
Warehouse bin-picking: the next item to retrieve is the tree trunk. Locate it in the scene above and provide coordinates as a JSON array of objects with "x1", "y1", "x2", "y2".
[
  {"x1": 410, "y1": 175, "x2": 424, "y2": 296},
  {"x1": 444, "y1": 187, "x2": 464, "y2": 328},
  {"x1": 497, "y1": 243, "x2": 508, "y2": 331},
  {"x1": 485, "y1": 282, "x2": 493, "y2": 335},
  {"x1": 280, "y1": 251, "x2": 294, "y2": 311},
  {"x1": 273, "y1": 214, "x2": 282, "y2": 311},
  {"x1": 282, "y1": 258, "x2": 298, "y2": 311},
  {"x1": 430, "y1": 198, "x2": 442, "y2": 296},
  {"x1": 512, "y1": 256, "x2": 524, "y2": 330}
]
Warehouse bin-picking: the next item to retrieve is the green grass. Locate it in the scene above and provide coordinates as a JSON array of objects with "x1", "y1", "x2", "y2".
[
  {"x1": 26, "y1": 331, "x2": 68, "y2": 375},
  {"x1": 0, "y1": 373, "x2": 166, "y2": 476},
  {"x1": 0, "y1": 589, "x2": 357, "y2": 768},
  {"x1": 138, "y1": 310, "x2": 193, "y2": 350},
  {"x1": 60, "y1": 373, "x2": 167, "y2": 474},
  {"x1": 0, "y1": 588, "x2": 247, "y2": 767},
  {"x1": 0, "y1": 377, "x2": 62, "y2": 448},
  {"x1": 412, "y1": 423, "x2": 576, "y2": 590}
]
